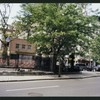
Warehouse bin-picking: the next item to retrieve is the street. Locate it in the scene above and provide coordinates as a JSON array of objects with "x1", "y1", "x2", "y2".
[{"x1": 0, "y1": 77, "x2": 100, "y2": 96}]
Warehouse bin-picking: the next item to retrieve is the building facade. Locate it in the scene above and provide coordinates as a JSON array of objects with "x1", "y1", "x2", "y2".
[
  {"x1": 9, "y1": 38, "x2": 36, "y2": 68},
  {"x1": 0, "y1": 38, "x2": 37, "y2": 69},
  {"x1": 9, "y1": 38, "x2": 36, "y2": 55}
]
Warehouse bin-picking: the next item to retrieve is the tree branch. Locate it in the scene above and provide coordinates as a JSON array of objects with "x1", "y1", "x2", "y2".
[{"x1": 0, "y1": 39, "x2": 5, "y2": 44}]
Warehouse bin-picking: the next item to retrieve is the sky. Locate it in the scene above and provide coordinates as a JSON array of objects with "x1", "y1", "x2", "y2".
[
  {"x1": 8, "y1": 4, "x2": 21, "y2": 24},
  {"x1": 4, "y1": 3, "x2": 100, "y2": 24}
]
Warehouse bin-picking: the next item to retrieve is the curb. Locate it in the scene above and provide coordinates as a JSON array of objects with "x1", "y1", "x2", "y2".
[
  {"x1": 0, "y1": 72, "x2": 54, "y2": 76},
  {"x1": 0, "y1": 75, "x2": 100, "y2": 82}
]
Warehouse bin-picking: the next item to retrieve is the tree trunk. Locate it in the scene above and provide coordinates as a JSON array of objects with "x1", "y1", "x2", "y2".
[
  {"x1": 69, "y1": 53, "x2": 75, "y2": 71},
  {"x1": 52, "y1": 54, "x2": 58, "y2": 74},
  {"x1": 70, "y1": 59, "x2": 75, "y2": 70},
  {"x1": 2, "y1": 45, "x2": 10, "y2": 66},
  {"x1": 7, "y1": 55, "x2": 10, "y2": 66},
  {"x1": 2, "y1": 46, "x2": 7, "y2": 60}
]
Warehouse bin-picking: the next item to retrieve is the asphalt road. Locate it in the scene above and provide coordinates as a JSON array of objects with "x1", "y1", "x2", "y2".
[{"x1": 0, "y1": 77, "x2": 100, "y2": 96}]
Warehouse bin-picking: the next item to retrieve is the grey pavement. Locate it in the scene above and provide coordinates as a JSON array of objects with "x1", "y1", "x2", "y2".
[{"x1": 0, "y1": 68, "x2": 100, "y2": 82}]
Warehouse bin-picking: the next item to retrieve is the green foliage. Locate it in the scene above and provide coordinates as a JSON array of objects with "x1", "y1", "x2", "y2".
[
  {"x1": 14, "y1": 3, "x2": 99, "y2": 59},
  {"x1": 0, "y1": 4, "x2": 13, "y2": 62},
  {"x1": 90, "y1": 33, "x2": 100, "y2": 61},
  {"x1": 13, "y1": 3, "x2": 100, "y2": 72}
]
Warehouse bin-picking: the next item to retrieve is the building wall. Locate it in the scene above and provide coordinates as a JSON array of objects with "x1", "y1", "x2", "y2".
[{"x1": 9, "y1": 38, "x2": 36, "y2": 54}]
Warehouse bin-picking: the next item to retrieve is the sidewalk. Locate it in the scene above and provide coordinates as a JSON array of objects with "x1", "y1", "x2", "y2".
[{"x1": 0, "y1": 68, "x2": 100, "y2": 82}]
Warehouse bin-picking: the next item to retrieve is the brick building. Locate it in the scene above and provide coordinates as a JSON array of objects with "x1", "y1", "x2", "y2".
[
  {"x1": 0, "y1": 37, "x2": 37, "y2": 69},
  {"x1": 9, "y1": 38, "x2": 36, "y2": 55},
  {"x1": 9, "y1": 38, "x2": 36, "y2": 68}
]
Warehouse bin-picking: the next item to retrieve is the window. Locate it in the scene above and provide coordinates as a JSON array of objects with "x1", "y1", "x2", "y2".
[
  {"x1": 28, "y1": 45, "x2": 31, "y2": 49},
  {"x1": 16, "y1": 44, "x2": 20, "y2": 49},
  {"x1": 22, "y1": 44, "x2": 25, "y2": 49}
]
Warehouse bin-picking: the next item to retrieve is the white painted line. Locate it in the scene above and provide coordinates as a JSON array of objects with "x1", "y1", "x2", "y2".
[{"x1": 6, "y1": 85, "x2": 59, "y2": 92}]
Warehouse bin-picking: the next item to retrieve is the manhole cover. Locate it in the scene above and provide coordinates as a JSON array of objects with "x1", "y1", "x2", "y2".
[{"x1": 28, "y1": 92, "x2": 43, "y2": 96}]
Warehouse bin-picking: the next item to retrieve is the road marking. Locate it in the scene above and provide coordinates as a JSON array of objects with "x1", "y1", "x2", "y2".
[{"x1": 6, "y1": 85, "x2": 59, "y2": 92}]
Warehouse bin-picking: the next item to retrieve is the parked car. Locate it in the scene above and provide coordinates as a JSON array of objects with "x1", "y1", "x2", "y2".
[
  {"x1": 74, "y1": 63, "x2": 86, "y2": 71},
  {"x1": 94, "y1": 65, "x2": 100, "y2": 71},
  {"x1": 86, "y1": 65, "x2": 94, "y2": 71}
]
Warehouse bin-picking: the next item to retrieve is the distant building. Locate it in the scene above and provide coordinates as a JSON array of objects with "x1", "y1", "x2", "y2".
[
  {"x1": 8, "y1": 38, "x2": 36, "y2": 68},
  {"x1": 0, "y1": 27, "x2": 16, "y2": 56},
  {"x1": 9, "y1": 38, "x2": 36, "y2": 55},
  {"x1": 0, "y1": 27, "x2": 37, "y2": 68}
]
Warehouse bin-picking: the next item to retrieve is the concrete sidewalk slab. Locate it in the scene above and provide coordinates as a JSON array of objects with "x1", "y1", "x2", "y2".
[
  {"x1": 0, "y1": 71, "x2": 100, "y2": 82},
  {"x1": 0, "y1": 68, "x2": 54, "y2": 75}
]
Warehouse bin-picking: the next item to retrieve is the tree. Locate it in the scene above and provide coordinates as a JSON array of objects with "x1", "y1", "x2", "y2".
[
  {"x1": 12, "y1": 3, "x2": 35, "y2": 38},
  {"x1": 0, "y1": 3, "x2": 14, "y2": 65},
  {"x1": 14, "y1": 3, "x2": 98, "y2": 73},
  {"x1": 90, "y1": 31, "x2": 100, "y2": 63},
  {"x1": 81, "y1": 15, "x2": 100, "y2": 62}
]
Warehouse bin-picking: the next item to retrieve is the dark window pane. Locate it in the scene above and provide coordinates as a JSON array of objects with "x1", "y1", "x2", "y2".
[
  {"x1": 16, "y1": 44, "x2": 19, "y2": 49},
  {"x1": 22, "y1": 44, "x2": 25, "y2": 49},
  {"x1": 28, "y1": 45, "x2": 31, "y2": 49}
]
